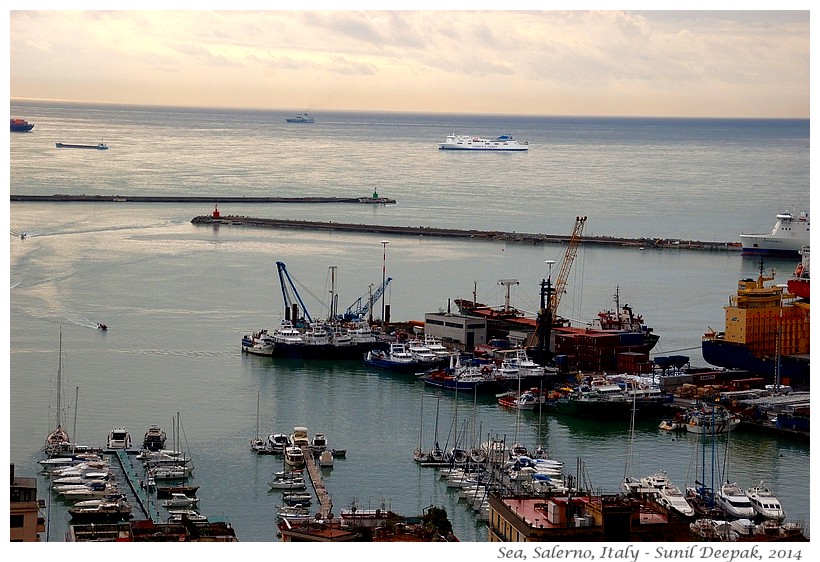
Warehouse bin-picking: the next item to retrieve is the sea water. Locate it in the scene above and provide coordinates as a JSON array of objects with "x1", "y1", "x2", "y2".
[{"x1": 8, "y1": 101, "x2": 810, "y2": 542}]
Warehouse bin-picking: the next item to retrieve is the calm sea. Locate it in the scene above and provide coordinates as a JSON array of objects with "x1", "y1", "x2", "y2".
[{"x1": 8, "y1": 101, "x2": 810, "y2": 543}]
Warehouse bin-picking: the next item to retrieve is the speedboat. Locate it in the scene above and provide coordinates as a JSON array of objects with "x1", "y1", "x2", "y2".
[
  {"x1": 148, "y1": 464, "x2": 193, "y2": 480},
  {"x1": 167, "y1": 510, "x2": 207, "y2": 523},
  {"x1": 439, "y1": 133, "x2": 529, "y2": 151},
  {"x1": 142, "y1": 425, "x2": 167, "y2": 451},
  {"x1": 268, "y1": 475, "x2": 307, "y2": 490},
  {"x1": 68, "y1": 499, "x2": 132, "y2": 521},
  {"x1": 657, "y1": 483, "x2": 696, "y2": 519},
  {"x1": 746, "y1": 481, "x2": 786, "y2": 521},
  {"x1": 268, "y1": 433, "x2": 289, "y2": 454},
  {"x1": 161, "y1": 492, "x2": 200, "y2": 508},
  {"x1": 715, "y1": 481, "x2": 756, "y2": 519},
  {"x1": 311, "y1": 433, "x2": 327, "y2": 451},
  {"x1": 318, "y1": 450, "x2": 334, "y2": 468}
]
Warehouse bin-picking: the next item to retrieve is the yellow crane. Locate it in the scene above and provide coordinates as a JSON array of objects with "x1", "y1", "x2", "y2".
[{"x1": 527, "y1": 215, "x2": 587, "y2": 356}]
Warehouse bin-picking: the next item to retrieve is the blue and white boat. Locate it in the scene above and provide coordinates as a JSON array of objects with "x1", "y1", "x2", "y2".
[{"x1": 439, "y1": 133, "x2": 528, "y2": 151}]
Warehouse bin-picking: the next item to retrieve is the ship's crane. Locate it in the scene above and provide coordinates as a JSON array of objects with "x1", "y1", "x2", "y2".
[
  {"x1": 343, "y1": 277, "x2": 392, "y2": 321},
  {"x1": 276, "y1": 261, "x2": 314, "y2": 324}
]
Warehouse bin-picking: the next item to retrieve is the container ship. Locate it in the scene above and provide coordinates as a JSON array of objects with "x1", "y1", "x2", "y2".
[{"x1": 701, "y1": 260, "x2": 810, "y2": 388}]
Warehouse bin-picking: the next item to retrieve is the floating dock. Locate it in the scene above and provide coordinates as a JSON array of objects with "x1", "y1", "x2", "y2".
[
  {"x1": 191, "y1": 214, "x2": 741, "y2": 252},
  {"x1": 302, "y1": 447, "x2": 333, "y2": 518}
]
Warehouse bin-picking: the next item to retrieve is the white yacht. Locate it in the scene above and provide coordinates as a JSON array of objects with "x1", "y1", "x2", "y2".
[
  {"x1": 715, "y1": 481, "x2": 756, "y2": 519},
  {"x1": 439, "y1": 133, "x2": 529, "y2": 151},
  {"x1": 106, "y1": 427, "x2": 131, "y2": 450},
  {"x1": 746, "y1": 481, "x2": 786, "y2": 521},
  {"x1": 740, "y1": 210, "x2": 810, "y2": 257}
]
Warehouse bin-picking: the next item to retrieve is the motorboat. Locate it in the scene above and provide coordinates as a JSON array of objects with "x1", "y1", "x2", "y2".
[
  {"x1": 68, "y1": 499, "x2": 132, "y2": 521},
  {"x1": 277, "y1": 504, "x2": 311, "y2": 518},
  {"x1": 746, "y1": 481, "x2": 786, "y2": 521},
  {"x1": 311, "y1": 433, "x2": 327, "y2": 451},
  {"x1": 142, "y1": 425, "x2": 167, "y2": 451},
  {"x1": 106, "y1": 427, "x2": 132, "y2": 449},
  {"x1": 363, "y1": 343, "x2": 420, "y2": 373},
  {"x1": 71, "y1": 493, "x2": 127, "y2": 508},
  {"x1": 156, "y1": 484, "x2": 199, "y2": 499},
  {"x1": 268, "y1": 433, "x2": 289, "y2": 454},
  {"x1": 656, "y1": 483, "x2": 696, "y2": 519},
  {"x1": 740, "y1": 210, "x2": 810, "y2": 257},
  {"x1": 439, "y1": 133, "x2": 529, "y2": 151},
  {"x1": 285, "y1": 112, "x2": 314, "y2": 124},
  {"x1": 140, "y1": 449, "x2": 192, "y2": 466},
  {"x1": 289, "y1": 426, "x2": 310, "y2": 448},
  {"x1": 52, "y1": 471, "x2": 112, "y2": 486},
  {"x1": 282, "y1": 491, "x2": 312, "y2": 505},
  {"x1": 283, "y1": 446, "x2": 306, "y2": 469},
  {"x1": 58, "y1": 482, "x2": 121, "y2": 501},
  {"x1": 318, "y1": 450, "x2": 334, "y2": 468},
  {"x1": 268, "y1": 475, "x2": 307, "y2": 491},
  {"x1": 715, "y1": 481, "x2": 756, "y2": 519},
  {"x1": 241, "y1": 329, "x2": 275, "y2": 356},
  {"x1": 148, "y1": 464, "x2": 193, "y2": 480},
  {"x1": 167, "y1": 509, "x2": 208, "y2": 523},
  {"x1": 162, "y1": 492, "x2": 200, "y2": 508}
]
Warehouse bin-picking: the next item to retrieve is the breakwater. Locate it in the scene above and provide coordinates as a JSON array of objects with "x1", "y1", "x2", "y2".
[
  {"x1": 191, "y1": 214, "x2": 741, "y2": 252},
  {"x1": 10, "y1": 194, "x2": 396, "y2": 204}
]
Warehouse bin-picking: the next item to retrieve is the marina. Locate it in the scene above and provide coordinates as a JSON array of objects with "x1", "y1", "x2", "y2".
[{"x1": 10, "y1": 102, "x2": 810, "y2": 543}]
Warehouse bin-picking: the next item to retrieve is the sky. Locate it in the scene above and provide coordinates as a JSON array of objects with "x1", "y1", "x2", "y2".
[{"x1": 6, "y1": 6, "x2": 812, "y2": 119}]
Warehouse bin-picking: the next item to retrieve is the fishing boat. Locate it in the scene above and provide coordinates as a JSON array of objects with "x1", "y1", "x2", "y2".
[
  {"x1": 740, "y1": 210, "x2": 810, "y2": 257},
  {"x1": 241, "y1": 329, "x2": 275, "y2": 356},
  {"x1": 498, "y1": 388, "x2": 553, "y2": 411},
  {"x1": 55, "y1": 142, "x2": 109, "y2": 150},
  {"x1": 286, "y1": 112, "x2": 314, "y2": 123},
  {"x1": 701, "y1": 261, "x2": 810, "y2": 388},
  {"x1": 364, "y1": 342, "x2": 420, "y2": 373},
  {"x1": 684, "y1": 403, "x2": 741, "y2": 435},
  {"x1": 10, "y1": 117, "x2": 34, "y2": 131},
  {"x1": 745, "y1": 481, "x2": 786, "y2": 521},
  {"x1": 439, "y1": 133, "x2": 529, "y2": 151}
]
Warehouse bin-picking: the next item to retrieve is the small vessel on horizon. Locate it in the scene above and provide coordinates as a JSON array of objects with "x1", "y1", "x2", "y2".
[
  {"x1": 739, "y1": 210, "x2": 809, "y2": 257},
  {"x1": 439, "y1": 133, "x2": 528, "y2": 151},
  {"x1": 11, "y1": 118, "x2": 34, "y2": 132},
  {"x1": 286, "y1": 112, "x2": 314, "y2": 123},
  {"x1": 56, "y1": 142, "x2": 108, "y2": 150}
]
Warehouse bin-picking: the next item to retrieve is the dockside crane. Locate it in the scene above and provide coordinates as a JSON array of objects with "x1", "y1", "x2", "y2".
[{"x1": 527, "y1": 215, "x2": 587, "y2": 362}]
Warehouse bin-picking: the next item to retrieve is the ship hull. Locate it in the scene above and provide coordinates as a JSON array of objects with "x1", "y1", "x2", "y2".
[
  {"x1": 701, "y1": 338, "x2": 810, "y2": 388},
  {"x1": 272, "y1": 341, "x2": 386, "y2": 360}
]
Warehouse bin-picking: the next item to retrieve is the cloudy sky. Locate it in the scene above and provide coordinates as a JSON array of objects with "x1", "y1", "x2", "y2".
[{"x1": 7, "y1": 7, "x2": 811, "y2": 118}]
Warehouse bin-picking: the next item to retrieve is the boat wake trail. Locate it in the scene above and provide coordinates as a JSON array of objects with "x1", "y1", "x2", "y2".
[{"x1": 62, "y1": 314, "x2": 102, "y2": 330}]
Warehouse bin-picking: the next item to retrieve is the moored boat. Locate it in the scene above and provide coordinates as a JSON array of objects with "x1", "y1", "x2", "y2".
[
  {"x1": 106, "y1": 427, "x2": 132, "y2": 450},
  {"x1": 439, "y1": 133, "x2": 529, "y2": 151},
  {"x1": 241, "y1": 329, "x2": 275, "y2": 356},
  {"x1": 740, "y1": 210, "x2": 810, "y2": 257},
  {"x1": 68, "y1": 499, "x2": 132, "y2": 521},
  {"x1": 142, "y1": 425, "x2": 167, "y2": 451},
  {"x1": 715, "y1": 481, "x2": 756, "y2": 519},
  {"x1": 283, "y1": 446, "x2": 306, "y2": 469},
  {"x1": 684, "y1": 403, "x2": 741, "y2": 435},
  {"x1": 746, "y1": 481, "x2": 786, "y2": 521},
  {"x1": 787, "y1": 245, "x2": 809, "y2": 300}
]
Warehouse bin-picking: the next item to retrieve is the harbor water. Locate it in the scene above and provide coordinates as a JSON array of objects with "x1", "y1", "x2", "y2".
[{"x1": 8, "y1": 101, "x2": 811, "y2": 542}]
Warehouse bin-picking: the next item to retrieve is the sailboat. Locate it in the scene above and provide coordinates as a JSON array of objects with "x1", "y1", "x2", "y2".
[
  {"x1": 413, "y1": 393, "x2": 429, "y2": 463},
  {"x1": 45, "y1": 329, "x2": 72, "y2": 456},
  {"x1": 250, "y1": 391, "x2": 270, "y2": 454}
]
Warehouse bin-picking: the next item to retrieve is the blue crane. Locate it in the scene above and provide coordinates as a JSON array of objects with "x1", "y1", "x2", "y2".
[
  {"x1": 276, "y1": 261, "x2": 313, "y2": 324},
  {"x1": 343, "y1": 277, "x2": 392, "y2": 321}
]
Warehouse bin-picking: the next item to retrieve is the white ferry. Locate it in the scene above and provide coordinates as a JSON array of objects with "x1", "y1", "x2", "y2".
[
  {"x1": 739, "y1": 210, "x2": 809, "y2": 257},
  {"x1": 438, "y1": 133, "x2": 528, "y2": 151}
]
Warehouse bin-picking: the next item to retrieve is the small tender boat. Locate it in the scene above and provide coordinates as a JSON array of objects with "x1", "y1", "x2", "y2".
[
  {"x1": 55, "y1": 142, "x2": 109, "y2": 150},
  {"x1": 746, "y1": 481, "x2": 786, "y2": 521}
]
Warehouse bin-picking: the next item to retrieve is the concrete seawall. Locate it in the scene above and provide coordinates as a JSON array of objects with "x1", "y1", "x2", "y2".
[
  {"x1": 191, "y1": 214, "x2": 741, "y2": 252},
  {"x1": 10, "y1": 194, "x2": 396, "y2": 204}
]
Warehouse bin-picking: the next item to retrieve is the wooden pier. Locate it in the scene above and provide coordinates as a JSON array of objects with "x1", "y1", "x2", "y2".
[{"x1": 302, "y1": 447, "x2": 333, "y2": 518}]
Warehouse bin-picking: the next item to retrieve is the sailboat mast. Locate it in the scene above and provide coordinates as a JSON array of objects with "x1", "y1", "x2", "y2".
[
  {"x1": 71, "y1": 386, "x2": 79, "y2": 454},
  {"x1": 55, "y1": 329, "x2": 63, "y2": 430}
]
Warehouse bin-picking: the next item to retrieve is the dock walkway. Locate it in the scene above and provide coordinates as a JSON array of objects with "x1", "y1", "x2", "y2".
[
  {"x1": 302, "y1": 447, "x2": 333, "y2": 518},
  {"x1": 110, "y1": 449, "x2": 160, "y2": 522}
]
